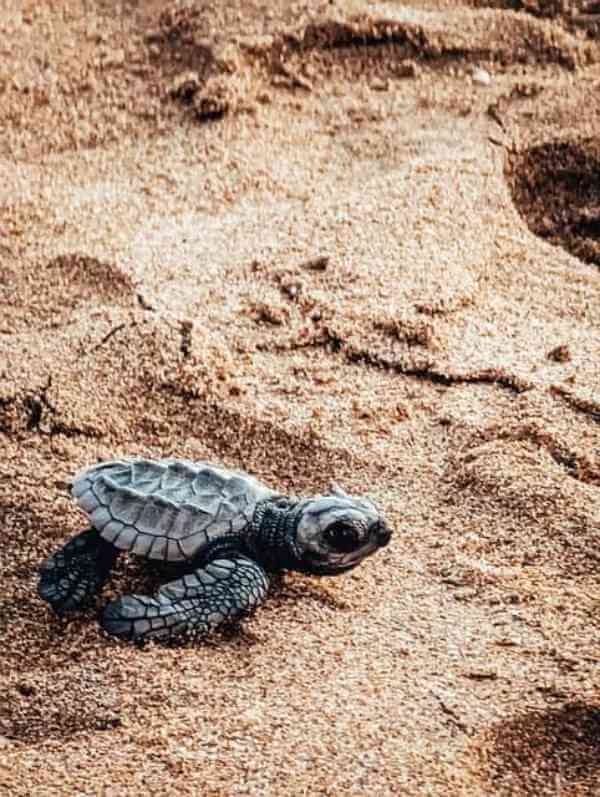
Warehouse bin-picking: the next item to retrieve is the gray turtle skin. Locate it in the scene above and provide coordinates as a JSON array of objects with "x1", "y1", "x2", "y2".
[{"x1": 38, "y1": 458, "x2": 392, "y2": 643}]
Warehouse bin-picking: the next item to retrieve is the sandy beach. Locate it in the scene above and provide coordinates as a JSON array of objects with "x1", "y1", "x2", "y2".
[{"x1": 1, "y1": 0, "x2": 600, "y2": 794}]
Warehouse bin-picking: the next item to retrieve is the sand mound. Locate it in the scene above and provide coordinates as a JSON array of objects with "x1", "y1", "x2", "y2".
[
  {"x1": 1, "y1": 253, "x2": 133, "y2": 332},
  {"x1": 447, "y1": 432, "x2": 600, "y2": 574}
]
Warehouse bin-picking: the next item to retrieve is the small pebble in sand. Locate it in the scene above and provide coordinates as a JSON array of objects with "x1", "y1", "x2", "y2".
[
  {"x1": 302, "y1": 255, "x2": 329, "y2": 271},
  {"x1": 472, "y1": 67, "x2": 492, "y2": 86},
  {"x1": 463, "y1": 667, "x2": 498, "y2": 680},
  {"x1": 169, "y1": 70, "x2": 201, "y2": 103},
  {"x1": 394, "y1": 60, "x2": 419, "y2": 78},
  {"x1": 370, "y1": 78, "x2": 389, "y2": 92},
  {"x1": 547, "y1": 344, "x2": 571, "y2": 362}
]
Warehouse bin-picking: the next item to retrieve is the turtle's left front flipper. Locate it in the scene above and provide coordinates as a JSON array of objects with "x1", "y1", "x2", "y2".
[
  {"x1": 101, "y1": 556, "x2": 269, "y2": 643},
  {"x1": 38, "y1": 527, "x2": 119, "y2": 615}
]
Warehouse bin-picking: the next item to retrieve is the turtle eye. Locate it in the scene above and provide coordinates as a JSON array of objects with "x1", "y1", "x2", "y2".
[{"x1": 324, "y1": 522, "x2": 360, "y2": 554}]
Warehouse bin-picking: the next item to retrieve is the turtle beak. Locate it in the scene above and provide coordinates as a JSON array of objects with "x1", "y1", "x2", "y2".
[{"x1": 372, "y1": 522, "x2": 392, "y2": 547}]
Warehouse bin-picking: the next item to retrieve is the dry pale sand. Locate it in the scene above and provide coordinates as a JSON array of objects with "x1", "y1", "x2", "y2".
[{"x1": 1, "y1": 0, "x2": 600, "y2": 794}]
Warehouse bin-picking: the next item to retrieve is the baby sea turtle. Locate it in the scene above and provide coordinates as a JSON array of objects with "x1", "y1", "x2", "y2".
[{"x1": 38, "y1": 458, "x2": 392, "y2": 643}]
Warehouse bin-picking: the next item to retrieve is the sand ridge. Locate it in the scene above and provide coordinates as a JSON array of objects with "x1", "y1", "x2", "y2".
[{"x1": 1, "y1": 1, "x2": 600, "y2": 795}]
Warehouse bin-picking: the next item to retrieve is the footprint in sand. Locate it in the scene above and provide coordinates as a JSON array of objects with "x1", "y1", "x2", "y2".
[
  {"x1": 477, "y1": 702, "x2": 600, "y2": 794},
  {"x1": 509, "y1": 139, "x2": 600, "y2": 268}
]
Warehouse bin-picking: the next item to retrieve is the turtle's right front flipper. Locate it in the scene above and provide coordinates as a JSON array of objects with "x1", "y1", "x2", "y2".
[
  {"x1": 38, "y1": 528, "x2": 119, "y2": 615},
  {"x1": 101, "y1": 556, "x2": 269, "y2": 643}
]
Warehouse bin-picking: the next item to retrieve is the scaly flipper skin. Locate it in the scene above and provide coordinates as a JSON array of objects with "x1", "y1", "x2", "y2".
[
  {"x1": 38, "y1": 528, "x2": 119, "y2": 615},
  {"x1": 101, "y1": 556, "x2": 269, "y2": 642}
]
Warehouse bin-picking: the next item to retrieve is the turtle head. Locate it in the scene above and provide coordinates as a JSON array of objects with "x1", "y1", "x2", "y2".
[{"x1": 288, "y1": 486, "x2": 392, "y2": 576}]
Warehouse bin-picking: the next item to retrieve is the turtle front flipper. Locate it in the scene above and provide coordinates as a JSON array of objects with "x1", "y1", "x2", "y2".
[
  {"x1": 101, "y1": 556, "x2": 269, "y2": 643},
  {"x1": 38, "y1": 528, "x2": 119, "y2": 615}
]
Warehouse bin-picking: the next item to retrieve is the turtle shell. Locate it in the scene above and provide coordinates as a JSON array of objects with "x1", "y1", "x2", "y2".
[{"x1": 71, "y1": 459, "x2": 275, "y2": 562}]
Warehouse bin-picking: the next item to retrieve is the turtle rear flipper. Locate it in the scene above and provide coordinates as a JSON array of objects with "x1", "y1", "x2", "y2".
[
  {"x1": 38, "y1": 528, "x2": 118, "y2": 615},
  {"x1": 101, "y1": 556, "x2": 269, "y2": 642}
]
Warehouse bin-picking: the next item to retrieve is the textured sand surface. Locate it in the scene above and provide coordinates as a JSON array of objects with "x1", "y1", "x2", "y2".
[{"x1": 1, "y1": 1, "x2": 600, "y2": 794}]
